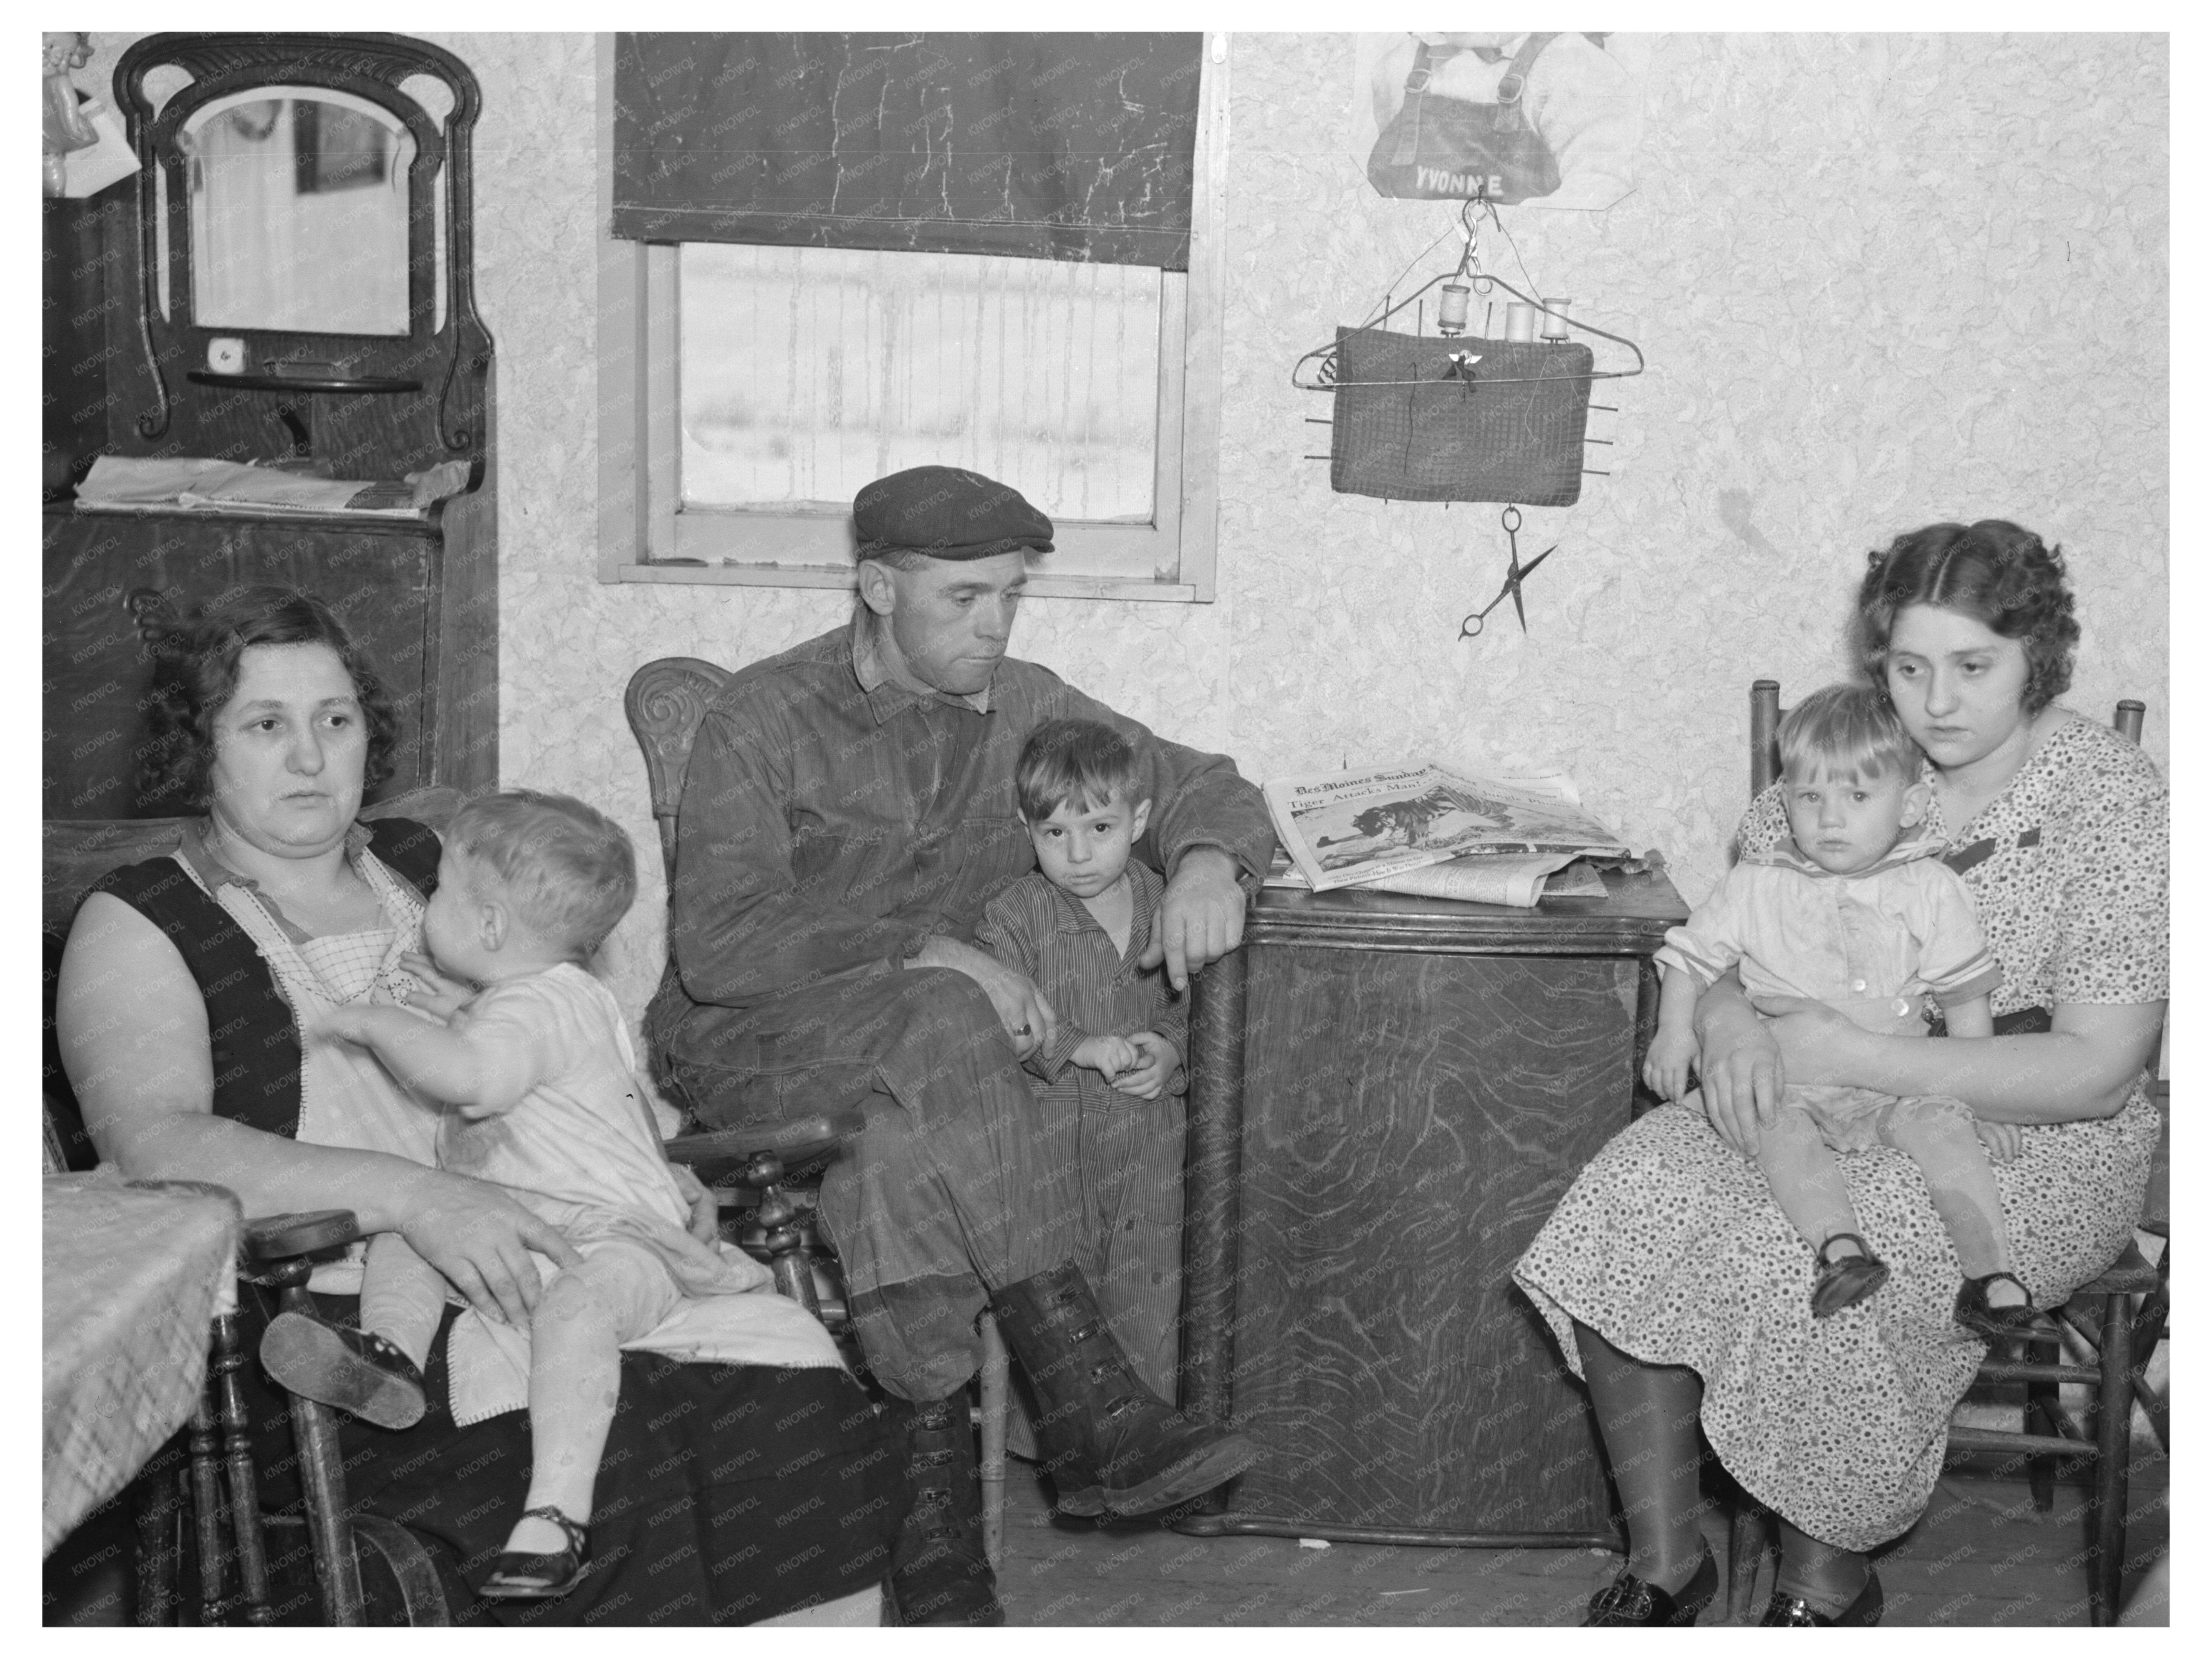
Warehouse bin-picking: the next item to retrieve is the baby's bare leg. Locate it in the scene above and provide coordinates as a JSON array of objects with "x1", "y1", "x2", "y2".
[
  {"x1": 1752, "y1": 1107, "x2": 1863, "y2": 1252},
  {"x1": 509, "y1": 1243, "x2": 678, "y2": 1551},
  {"x1": 361, "y1": 1232, "x2": 446, "y2": 1369},
  {"x1": 1879, "y1": 1098, "x2": 2013, "y2": 1282}
]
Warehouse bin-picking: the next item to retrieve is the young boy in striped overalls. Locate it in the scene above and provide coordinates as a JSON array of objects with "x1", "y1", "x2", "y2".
[{"x1": 975, "y1": 718, "x2": 1190, "y2": 1508}]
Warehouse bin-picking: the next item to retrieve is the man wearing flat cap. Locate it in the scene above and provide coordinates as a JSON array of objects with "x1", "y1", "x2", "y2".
[{"x1": 646, "y1": 465, "x2": 1274, "y2": 1625}]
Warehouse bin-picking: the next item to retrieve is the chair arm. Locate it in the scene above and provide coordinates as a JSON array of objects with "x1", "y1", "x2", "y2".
[
  {"x1": 242, "y1": 1210, "x2": 363, "y2": 1270},
  {"x1": 664, "y1": 1108, "x2": 866, "y2": 1184}
]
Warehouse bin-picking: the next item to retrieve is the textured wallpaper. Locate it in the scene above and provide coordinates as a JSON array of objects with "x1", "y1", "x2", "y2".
[{"x1": 429, "y1": 31, "x2": 2166, "y2": 1031}]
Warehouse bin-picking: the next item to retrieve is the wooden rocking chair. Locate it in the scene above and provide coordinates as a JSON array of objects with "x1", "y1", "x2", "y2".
[{"x1": 625, "y1": 657, "x2": 1013, "y2": 1566}]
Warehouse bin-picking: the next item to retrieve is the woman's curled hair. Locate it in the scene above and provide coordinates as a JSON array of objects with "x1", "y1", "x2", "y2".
[
  {"x1": 139, "y1": 585, "x2": 401, "y2": 811},
  {"x1": 1853, "y1": 520, "x2": 2079, "y2": 715}
]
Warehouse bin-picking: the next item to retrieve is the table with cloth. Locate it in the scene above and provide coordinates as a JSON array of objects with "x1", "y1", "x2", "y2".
[{"x1": 43, "y1": 1171, "x2": 241, "y2": 1554}]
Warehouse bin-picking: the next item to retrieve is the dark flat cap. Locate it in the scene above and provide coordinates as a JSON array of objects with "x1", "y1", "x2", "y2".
[{"x1": 853, "y1": 466, "x2": 1054, "y2": 562}]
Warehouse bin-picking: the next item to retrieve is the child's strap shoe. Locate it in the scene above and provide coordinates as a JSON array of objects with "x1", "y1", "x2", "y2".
[
  {"x1": 1954, "y1": 1271, "x2": 2051, "y2": 1341},
  {"x1": 258, "y1": 1310, "x2": 427, "y2": 1430},
  {"x1": 479, "y1": 1506, "x2": 591, "y2": 1601},
  {"x1": 1810, "y1": 1232, "x2": 1890, "y2": 1318}
]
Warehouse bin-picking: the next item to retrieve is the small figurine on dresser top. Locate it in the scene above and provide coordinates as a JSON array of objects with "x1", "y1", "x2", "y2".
[
  {"x1": 1642, "y1": 684, "x2": 2045, "y2": 1340},
  {"x1": 259, "y1": 789, "x2": 765, "y2": 1601}
]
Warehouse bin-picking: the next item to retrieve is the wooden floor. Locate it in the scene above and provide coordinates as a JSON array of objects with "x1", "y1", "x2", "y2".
[
  {"x1": 48, "y1": 1446, "x2": 2167, "y2": 1626},
  {"x1": 987, "y1": 1458, "x2": 2170, "y2": 1627}
]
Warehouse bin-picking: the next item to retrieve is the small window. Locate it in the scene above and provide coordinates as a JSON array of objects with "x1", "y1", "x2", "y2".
[
  {"x1": 680, "y1": 244, "x2": 1162, "y2": 524},
  {"x1": 595, "y1": 34, "x2": 1229, "y2": 602}
]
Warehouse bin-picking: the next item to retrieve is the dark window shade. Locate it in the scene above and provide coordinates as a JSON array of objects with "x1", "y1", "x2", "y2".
[{"x1": 611, "y1": 33, "x2": 1202, "y2": 270}]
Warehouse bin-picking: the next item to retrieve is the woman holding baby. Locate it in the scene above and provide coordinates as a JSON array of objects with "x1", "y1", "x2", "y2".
[
  {"x1": 1517, "y1": 520, "x2": 2167, "y2": 1626},
  {"x1": 53, "y1": 586, "x2": 903, "y2": 1624}
]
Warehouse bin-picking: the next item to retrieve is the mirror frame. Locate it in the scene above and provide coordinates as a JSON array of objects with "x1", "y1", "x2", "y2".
[{"x1": 116, "y1": 32, "x2": 489, "y2": 459}]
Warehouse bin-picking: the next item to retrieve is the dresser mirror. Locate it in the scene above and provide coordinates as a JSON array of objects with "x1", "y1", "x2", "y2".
[
  {"x1": 177, "y1": 89, "x2": 416, "y2": 336},
  {"x1": 115, "y1": 33, "x2": 488, "y2": 465}
]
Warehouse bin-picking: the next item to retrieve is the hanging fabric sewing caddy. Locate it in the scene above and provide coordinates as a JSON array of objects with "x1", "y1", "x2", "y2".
[{"x1": 1295, "y1": 199, "x2": 1646, "y2": 638}]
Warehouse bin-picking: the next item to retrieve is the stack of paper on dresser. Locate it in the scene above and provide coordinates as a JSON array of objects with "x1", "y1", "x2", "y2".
[
  {"x1": 73, "y1": 454, "x2": 465, "y2": 518},
  {"x1": 1263, "y1": 762, "x2": 1630, "y2": 907}
]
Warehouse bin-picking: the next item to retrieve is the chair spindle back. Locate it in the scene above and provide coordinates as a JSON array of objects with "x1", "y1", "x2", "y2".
[{"x1": 1749, "y1": 682, "x2": 2145, "y2": 800}]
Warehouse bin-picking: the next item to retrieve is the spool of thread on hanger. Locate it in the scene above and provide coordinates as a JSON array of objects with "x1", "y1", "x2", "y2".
[
  {"x1": 1437, "y1": 281, "x2": 1472, "y2": 335},
  {"x1": 1503, "y1": 302, "x2": 1539, "y2": 343},
  {"x1": 1539, "y1": 298, "x2": 1573, "y2": 341}
]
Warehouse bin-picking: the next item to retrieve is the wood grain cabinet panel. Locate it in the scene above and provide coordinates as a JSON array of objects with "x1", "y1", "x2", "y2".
[{"x1": 1178, "y1": 872, "x2": 1686, "y2": 1550}]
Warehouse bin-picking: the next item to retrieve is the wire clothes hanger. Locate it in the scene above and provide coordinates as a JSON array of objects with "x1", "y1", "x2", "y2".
[
  {"x1": 1460, "y1": 506, "x2": 1555, "y2": 638},
  {"x1": 1292, "y1": 199, "x2": 1646, "y2": 392}
]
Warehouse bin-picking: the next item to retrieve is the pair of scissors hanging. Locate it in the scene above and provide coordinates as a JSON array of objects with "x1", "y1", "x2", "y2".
[{"x1": 1459, "y1": 505, "x2": 1557, "y2": 639}]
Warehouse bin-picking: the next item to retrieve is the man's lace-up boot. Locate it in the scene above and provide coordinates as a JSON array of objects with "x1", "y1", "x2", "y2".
[
  {"x1": 989, "y1": 1261, "x2": 1257, "y2": 1517},
  {"x1": 1030, "y1": 1394, "x2": 1104, "y2": 1517},
  {"x1": 887, "y1": 1394, "x2": 1003, "y2": 1626}
]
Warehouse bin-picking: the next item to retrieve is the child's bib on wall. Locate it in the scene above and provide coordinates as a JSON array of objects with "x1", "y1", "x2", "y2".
[{"x1": 1365, "y1": 35, "x2": 1563, "y2": 204}]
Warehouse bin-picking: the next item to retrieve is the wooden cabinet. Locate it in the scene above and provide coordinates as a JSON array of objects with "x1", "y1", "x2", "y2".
[
  {"x1": 42, "y1": 496, "x2": 495, "y2": 819},
  {"x1": 1176, "y1": 870, "x2": 1686, "y2": 1549}
]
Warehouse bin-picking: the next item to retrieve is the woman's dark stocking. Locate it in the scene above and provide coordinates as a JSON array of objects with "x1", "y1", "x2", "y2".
[
  {"x1": 1573, "y1": 1320, "x2": 1712, "y2": 1594},
  {"x1": 1772, "y1": 1515, "x2": 1872, "y2": 1616}
]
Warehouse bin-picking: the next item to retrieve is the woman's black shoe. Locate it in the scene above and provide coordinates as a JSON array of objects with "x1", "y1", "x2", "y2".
[
  {"x1": 1760, "y1": 1567, "x2": 1883, "y2": 1626},
  {"x1": 1583, "y1": 1543, "x2": 1718, "y2": 1626},
  {"x1": 1810, "y1": 1233, "x2": 1889, "y2": 1318},
  {"x1": 1955, "y1": 1272, "x2": 2049, "y2": 1341}
]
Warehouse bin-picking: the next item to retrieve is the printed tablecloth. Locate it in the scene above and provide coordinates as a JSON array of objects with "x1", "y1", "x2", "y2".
[{"x1": 43, "y1": 1172, "x2": 241, "y2": 1553}]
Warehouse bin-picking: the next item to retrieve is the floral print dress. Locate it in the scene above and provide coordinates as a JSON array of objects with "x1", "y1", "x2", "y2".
[{"x1": 1513, "y1": 714, "x2": 2167, "y2": 1549}]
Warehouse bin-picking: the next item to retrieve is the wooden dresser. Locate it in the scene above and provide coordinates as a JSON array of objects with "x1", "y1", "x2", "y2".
[
  {"x1": 41, "y1": 33, "x2": 497, "y2": 821},
  {"x1": 1176, "y1": 869, "x2": 1686, "y2": 1549},
  {"x1": 43, "y1": 497, "x2": 496, "y2": 818}
]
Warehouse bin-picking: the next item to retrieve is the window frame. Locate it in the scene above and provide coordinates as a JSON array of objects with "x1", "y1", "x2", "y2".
[{"x1": 595, "y1": 32, "x2": 1230, "y2": 603}]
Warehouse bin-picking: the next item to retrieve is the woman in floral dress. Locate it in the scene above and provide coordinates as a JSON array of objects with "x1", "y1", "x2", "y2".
[{"x1": 1516, "y1": 520, "x2": 2167, "y2": 1626}]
